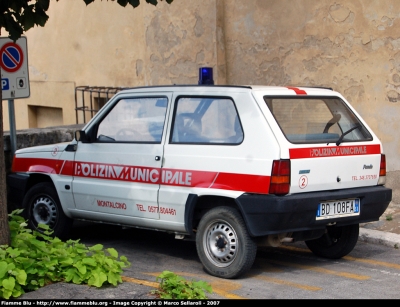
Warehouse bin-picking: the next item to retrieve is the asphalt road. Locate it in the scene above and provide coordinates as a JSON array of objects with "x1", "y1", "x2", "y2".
[{"x1": 17, "y1": 220, "x2": 400, "y2": 300}]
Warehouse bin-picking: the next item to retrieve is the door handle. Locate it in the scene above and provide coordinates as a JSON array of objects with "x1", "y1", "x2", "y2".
[{"x1": 155, "y1": 156, "x2": 161, "y2": 161}]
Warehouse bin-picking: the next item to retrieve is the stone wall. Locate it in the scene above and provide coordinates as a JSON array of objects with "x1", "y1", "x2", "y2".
[{"x1": 3, "y1": 125, "x2": 84, "y2": 174}]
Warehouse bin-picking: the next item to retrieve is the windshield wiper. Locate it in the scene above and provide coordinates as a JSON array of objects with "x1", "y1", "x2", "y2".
[{"x1": 336, "y1": 124, "x2": 361, "y2": 146}]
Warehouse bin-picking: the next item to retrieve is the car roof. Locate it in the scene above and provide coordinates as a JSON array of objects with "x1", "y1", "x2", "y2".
[{"x1": 116, "y1": 84, "x2": 338, "y2": 96}]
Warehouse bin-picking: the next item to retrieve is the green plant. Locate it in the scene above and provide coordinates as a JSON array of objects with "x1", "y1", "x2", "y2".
[
  {"x1": 0, "y1": 209, "x2": 131, "y2": 299},
  {"x1": 151, "y1": 270, "x2": 212, "y2": 299},
  {"x1": 386, "y1": 214, "x2": 393, "y2": 221}
]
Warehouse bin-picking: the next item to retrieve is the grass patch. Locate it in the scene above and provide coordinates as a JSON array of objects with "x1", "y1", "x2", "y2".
[{"x1": 151, "y1": 270, "x2": 212, "y2": 299}]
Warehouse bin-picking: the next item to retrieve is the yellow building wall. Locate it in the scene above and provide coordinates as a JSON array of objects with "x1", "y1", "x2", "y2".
[
  {"x1": 221, "y1": 0, "x2": 400, "y2": 170},
  {"x1": 2, "y1": 81, "x2": 76, "y2": 129}
]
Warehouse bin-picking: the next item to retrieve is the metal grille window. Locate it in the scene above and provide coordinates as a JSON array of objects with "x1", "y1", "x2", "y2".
[{"x1": 75, "y1": 86, "x2": 126, "y2": 124}]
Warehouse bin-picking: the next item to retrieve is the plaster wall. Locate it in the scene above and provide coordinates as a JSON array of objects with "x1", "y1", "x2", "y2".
[
  {"x1": 3, "y1": 81, "x2": 76, "y2": 128},
  {"x1": 20, "y1": 0, "x2": 220, "y2": 87},
  {"x1": 223, "y1": 0, "x2": 400, "y2": 171},
  {"x1": 2, "y1": 0, "x2": 221, "y2": 127}
]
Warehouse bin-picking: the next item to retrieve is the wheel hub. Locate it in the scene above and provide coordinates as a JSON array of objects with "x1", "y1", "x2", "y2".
[
  {"x1": 32, "y1": 196, "x2": 58, "y2": 227},
  {"x1": 203, "y1": 221, "x2": 238, "y2": 267},
  {"x1": 216, "y1": 236, "x2": 226, "y2": 249}
]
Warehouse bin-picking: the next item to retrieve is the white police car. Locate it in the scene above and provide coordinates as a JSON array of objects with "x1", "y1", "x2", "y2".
[{"x1": 7, "y1": 68, "x2": 392, "y2": 279}]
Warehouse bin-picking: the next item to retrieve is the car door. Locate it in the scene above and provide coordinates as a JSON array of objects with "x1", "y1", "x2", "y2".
[{"x1": 72, "y1": 93, "x2": 171, "y2": 220}]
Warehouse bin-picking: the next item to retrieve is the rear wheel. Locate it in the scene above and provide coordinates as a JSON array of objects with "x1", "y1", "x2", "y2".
[
  {"x1": 23, "y1": 182, "x2": 73, "y2": 240},
  {"x1": 305, "y1": 224, "x2": 359, "y2": 259},
  {"x1": 196, "y1": 206, "x2": 257, "y2": 279}
]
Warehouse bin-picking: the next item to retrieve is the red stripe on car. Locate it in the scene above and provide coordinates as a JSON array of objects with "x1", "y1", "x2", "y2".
[
  {"x1": 12, "y1": 157, "x2": 271, "y2": 194},
  {"x1": 289, "y1": 144, "x2": 381, "y2": 159},
  {"x1": 287, "y1": 86, "x2": 307, "y2": 95}
]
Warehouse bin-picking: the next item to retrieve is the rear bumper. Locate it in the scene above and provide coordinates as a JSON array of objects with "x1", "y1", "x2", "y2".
[{"x1": 236, "y1": 186, "x2": 392, "y2": 237}]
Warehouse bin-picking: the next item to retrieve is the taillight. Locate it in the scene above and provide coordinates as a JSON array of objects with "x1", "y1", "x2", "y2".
[
  {"x1": 378, "y1": 154, "x2": 386, "y2": 185},
  {"x1": 269, "y1": 160, "x2": 290, "y2": 195}
]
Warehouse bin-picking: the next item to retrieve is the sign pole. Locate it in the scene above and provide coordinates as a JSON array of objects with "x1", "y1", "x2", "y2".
[
  {"x1": 7, "y1": 99, "x2": 17, "y2": 156},
  {"x1": 1, "y1": 36, "x2": 30, "y2": 156}
]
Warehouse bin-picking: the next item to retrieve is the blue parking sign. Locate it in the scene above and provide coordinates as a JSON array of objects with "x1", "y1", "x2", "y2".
[{"x1": 1, "y1": 78, "x2": 9, "y2": 90}]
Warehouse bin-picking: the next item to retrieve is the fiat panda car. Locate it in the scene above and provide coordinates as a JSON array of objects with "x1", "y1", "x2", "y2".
[{"x1": 7, "y1": 68, "x2": 392, "y2": 279}]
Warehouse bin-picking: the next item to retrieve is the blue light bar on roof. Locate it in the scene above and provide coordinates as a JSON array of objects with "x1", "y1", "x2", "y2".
[{"x1": 198, "y1": 67, "x2": 214, "y2": 85}]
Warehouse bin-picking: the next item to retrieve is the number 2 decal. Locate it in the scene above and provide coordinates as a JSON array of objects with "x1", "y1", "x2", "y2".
[{"x1": 299, "y1": 175, "x2": 308, "y2": 189}]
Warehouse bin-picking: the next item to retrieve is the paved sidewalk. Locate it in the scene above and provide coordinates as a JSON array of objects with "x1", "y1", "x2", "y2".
[
  {"x1": 359, "y1": 227, "x2": 400, "y2": 248},
  {"x1": 359, "y1": 200, "x2": 400, "y2": 248}
]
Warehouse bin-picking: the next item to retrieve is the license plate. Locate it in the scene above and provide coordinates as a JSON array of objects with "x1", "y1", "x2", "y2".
[{"x1": 316, "y1": 198, "x2": 360, "y2": 220}]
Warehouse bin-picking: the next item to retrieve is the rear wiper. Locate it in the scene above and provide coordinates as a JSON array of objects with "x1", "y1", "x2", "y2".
[{"x1": 336, "y1": 124, "x2": 361, "y2": 146}]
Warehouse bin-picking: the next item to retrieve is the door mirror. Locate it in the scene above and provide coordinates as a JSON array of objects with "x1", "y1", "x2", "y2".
[{"x1": 75, "y1": 130, "x2": 88, "y2": 143}]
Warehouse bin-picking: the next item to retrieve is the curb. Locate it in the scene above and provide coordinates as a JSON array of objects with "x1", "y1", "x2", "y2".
[{"x1": 359, "y1": 228, "x2": 400, "y2": 249}]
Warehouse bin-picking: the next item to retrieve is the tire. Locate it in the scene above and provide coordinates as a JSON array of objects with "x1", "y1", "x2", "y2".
[
  {"x1": 22, "y1": 182, "x2": 73, "y2": 240},
  {"x1": 196, "y1": 206, "x2": 257, "y2": 279},
  {"x1": 305, "y1": 224, "x2": 359, "y2": 259}
]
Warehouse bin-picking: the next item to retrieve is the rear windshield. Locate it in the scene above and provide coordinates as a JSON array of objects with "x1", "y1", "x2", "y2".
[{"x1": 264, "y1": 96, "x2": 373, "y2": 144}]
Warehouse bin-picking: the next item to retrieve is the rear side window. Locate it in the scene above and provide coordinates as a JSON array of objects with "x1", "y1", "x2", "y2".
[
  {"x1": 171, "y1": 97, "x2": 243, "y2": 144},
  {"x1": 264, "y1": 96, "x2": 372, "y2": 144}
]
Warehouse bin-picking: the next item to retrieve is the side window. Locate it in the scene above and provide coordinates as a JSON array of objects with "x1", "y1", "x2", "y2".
[
  {"x1": 171, "y1": 97, "x2": 243, "y2": 144},
  {"x1": 97, "y1": 97, "x2": 168, "y2": 143}
]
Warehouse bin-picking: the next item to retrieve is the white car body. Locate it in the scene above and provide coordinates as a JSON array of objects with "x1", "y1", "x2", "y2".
[{"x1": 8, "y1": 80, "x2": 392, "y2": 279}]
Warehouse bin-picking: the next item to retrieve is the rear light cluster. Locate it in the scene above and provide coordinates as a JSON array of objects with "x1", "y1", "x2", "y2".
[
  {"x1": 378, "y1": 154, "x2": 387, "y2": 185},
  {"x1": 269, "y1": 160, "x2": 290, "y2": 195}
]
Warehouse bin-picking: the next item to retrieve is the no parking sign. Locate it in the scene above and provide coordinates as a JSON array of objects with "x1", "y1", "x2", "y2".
[{"x1": 0, "y1": 37, "x2": 30, "y2": 100}]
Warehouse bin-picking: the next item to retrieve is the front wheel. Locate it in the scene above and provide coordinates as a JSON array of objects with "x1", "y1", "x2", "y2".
[
  {"x1": 22, "y1": 182, "x2": 73, "y2": 240},
  {"x1": 305, "y1": 224, "x2": 359, "y2": 259},
  {"x1": 196, "y1": 206, "x2": 257, "y2": 279}
]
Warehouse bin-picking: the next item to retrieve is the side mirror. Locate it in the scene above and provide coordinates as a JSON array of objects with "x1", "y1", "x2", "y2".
[{"x1": 75, "y1": 130, "x2": 88, "y2": 143}]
